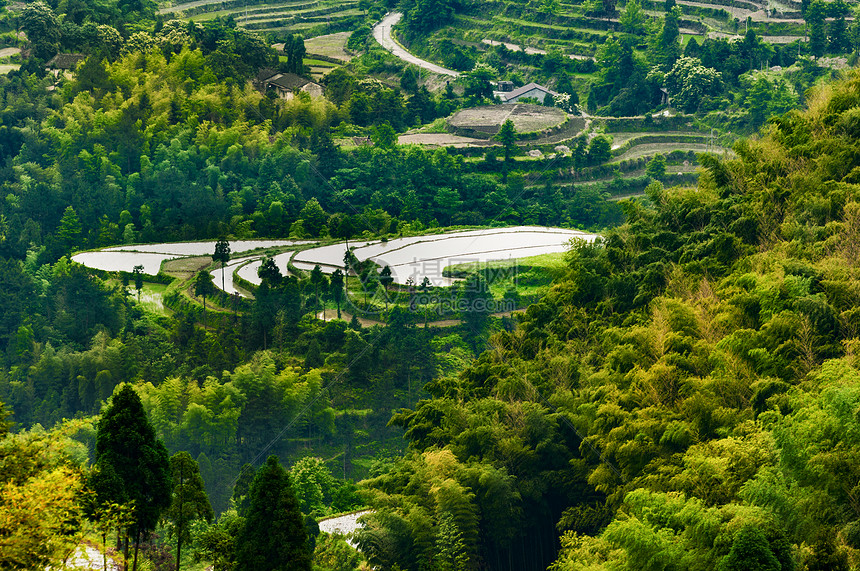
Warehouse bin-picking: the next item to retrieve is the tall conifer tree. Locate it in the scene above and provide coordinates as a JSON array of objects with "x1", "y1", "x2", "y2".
[
  {"x1": 93, "y1": 384, "x2": 171, "y2": 571},
  {"x1": 236, "y1": 455, "x2": 311, "y2": 571},
  {"x1": 167, "y1": 452, "x2": 213, "y2": 571}
]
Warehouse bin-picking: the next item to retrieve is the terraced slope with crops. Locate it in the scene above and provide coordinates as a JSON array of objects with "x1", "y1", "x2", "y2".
[{"x1": 161, "y1": 0, "x2": 363, "y2": 34}]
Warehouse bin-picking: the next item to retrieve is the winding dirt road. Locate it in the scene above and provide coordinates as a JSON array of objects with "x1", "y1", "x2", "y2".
[{"x1": 372, "y1": 12, "x2": 460, "y2": 77}]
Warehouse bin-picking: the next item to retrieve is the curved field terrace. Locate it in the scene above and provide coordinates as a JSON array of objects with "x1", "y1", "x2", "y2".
[{"x1": 73, "y1": 227, "x2": 597, "y2": 295}]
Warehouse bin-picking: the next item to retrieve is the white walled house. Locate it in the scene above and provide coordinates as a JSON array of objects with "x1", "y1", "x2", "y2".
[{"x1": 496, "y1": 82, "x2": 558, "y2": 104}]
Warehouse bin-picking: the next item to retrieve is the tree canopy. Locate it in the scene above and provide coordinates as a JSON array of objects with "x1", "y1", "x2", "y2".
[{"x1": 236, "y1": 455, "x2": 311, "y2": 571}]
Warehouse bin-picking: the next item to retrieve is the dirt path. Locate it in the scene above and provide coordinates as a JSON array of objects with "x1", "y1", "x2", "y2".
[
  {"x1": 610, "y1": 142, "x2": 728, "y2": 163},
  {"x1": 707, "y1": 31, "x2": 805, "y2": 43},
  {"x1": 398, "y1": 133, "x2": 494, "y2": 147},
  {"x1": 373, "y1": 12, "x2": 460, "y2": 77}
]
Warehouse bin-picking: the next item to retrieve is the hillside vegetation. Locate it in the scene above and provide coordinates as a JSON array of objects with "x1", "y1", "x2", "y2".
[
  {"x1": 356, "y1": 70, "x2": 860, "y2": 570},
  {"x1": 8, "y1": 0, "x2": 860, "y2": 567}
]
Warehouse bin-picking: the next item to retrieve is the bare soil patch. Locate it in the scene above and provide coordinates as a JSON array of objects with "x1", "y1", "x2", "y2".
[
  {"x1": 305, "y1": 31, "x2": 353, "y2": 62},
  {"x1": 448, "y1": 104, "x2": 567, "y2": 137},
  {"x1": 162, "y1": 256, "x2": 211, "y2": 279}
]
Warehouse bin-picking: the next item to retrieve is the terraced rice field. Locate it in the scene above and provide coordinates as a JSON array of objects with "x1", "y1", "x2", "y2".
[
  {"x1": 609, "y1": 142, "x2": 727, "y2": 163},
  {"x1": 164, "y1": 0, "x2": 360, "y2": 34},
  {"x1": 304, "y1": 31, "x2": 353, "y2": 61},
  {"x1": 211, "y1": 255, "x2": 258, "y2": 295},
  {"x1": 74, "y1": 227, "x2": 597, "y2": 296},
  {"x1": 73, "y1": 240, "x2": 307, "y2": 274},
  {"x1": 293, "y1": 226, "x2": 598, "y2": 286}
]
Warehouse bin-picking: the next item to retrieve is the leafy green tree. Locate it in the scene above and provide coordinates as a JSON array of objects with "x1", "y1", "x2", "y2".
[
  {"x1": 195, "y1": 508, "x2": 244, "y2": 571},
  {"x1": 75, "y1": 57, "x2": 114, "y2": 98},
  {"x1": 463, "y1": 63, "x2": 495, "y2": 100},
  {"x1": 0, "y1": 258, "x2": 34, "y2": 345},
  {"x1": 436, "y1": 511, "x2": 470, "y2": 571},
  {"x1": 94, "y1": 384, "x2": 171, "y2": 571},
  {"x1": 402, "y1": 0, "x2": 455, "y2": 35},
  {"x1": 0, "y1": 419, "x2": 89, "y2": 570},
  {"x1": 231, "y1": 464, "x2": 256, "y2": 517},
  {"x1": 310, "y1": 264, "x2": 329, "y2": 316},
  {"x1": 400, "y1": 66, "x2": 419, "y2": 93},
  {"x1": 458, "y1": 273, "x2": 493, "y2": 348},
  {"x1": 587, "y1": 135, "x2": 612, "y2": 165},
  {"x1": 380, "y1": 265, "x2": 394, "y2": 291},
  {"x1": 743, "y1": 76, "x2": 797, "y2": 128},
  {"x1": 665, "y1": 57, "x2": 722, "y2": 112},
  {"x1": 371, "y1": 123, "x2": 398, "y2": 150},
  {"x1": 236, "y1": 455, "x2": 311, "y2": 571},
  {"x1": 167, "y1": 451, "x2": 214, "y2": 571},
  {"x1": 652, "y1": 6, "x2": 682, "y2": 69},
  {"x1": 346, "y1": 25, "x2": 371, "y2": 51},
  {"x1": 283, "y1": 34, "x2": 307, "y2": 75},
  {"x1": 718, "y1": 526, "x2": 781, "y2": 571},
  {"x1": 213, "y1": 239, "x2": 231, "y2": 293},
  {"x1": 133, "y1": 265, "x2": 144, "y2": 302},
  {"x1": 646, "y1": 154, "x2": 667, "y2": 179},
  {"x1": 291, "y1": 457, "x2": 336, "y2": 516},
  {"x1": 298, "y1": 198, "x2": 328, "y2": 238},
  {"x1": 195, "y1": 270, "x2": 217, "y2": 326},
  {"x1": 21, "y1": 1, "x2": 60, "y2": 60},
  {"x1": 684, "y1": 36, "x2": 701, "y2": 58},
  {"x1": 620, "y1": 0, "x2": 647, "y2": 35},
  {"x1": 312, "y1": 534, "x2": 361, "y2": 571}
]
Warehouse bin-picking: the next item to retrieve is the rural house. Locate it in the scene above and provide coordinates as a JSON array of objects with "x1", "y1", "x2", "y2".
[
  {"x1": 497, "y1": 82, "x2": 558, "y2": 104},
  {"x1": 45, "y1": 53, "x2": 86, "y2": 77},
  {"x1": 254, "y1": 68, "x2": 323, "y2": 100}
]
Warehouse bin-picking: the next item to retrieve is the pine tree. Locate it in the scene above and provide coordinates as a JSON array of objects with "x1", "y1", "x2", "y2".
[
  {"x1": 231, "y1": 464, "x2": 256, "y2": 516},
  {"x1": 330, "y1": 269, "x2": 344, "y2": 318},
  {"x1": 379, "y1": 266, "x2": 394, "y2": 309},
  {"x1": 495, "y1": 119, "x2": 518, "y2": 182},
  {"x1": 167, "y1": 452, "x2": 213, "y2": 571},
  {"x1": 56, "y1": 205, "x2": 82, "y2": 253},
  {"x1": 236, "y1": 455, "x2": 311, "y2": 571},
  {"x1": 212, "y1": 239, "x2": 231, "y2": 293},
  {"x1": 93, "y1": 384, "x2": 171, "y2": 571}
]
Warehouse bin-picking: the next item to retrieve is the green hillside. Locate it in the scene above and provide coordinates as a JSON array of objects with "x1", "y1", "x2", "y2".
[
  {"x1": 8, "y1": 0, "x2": 860, "y2": 568},
  {"x1": 356, "y1": 69, "x2": 860, "y2": 570}
]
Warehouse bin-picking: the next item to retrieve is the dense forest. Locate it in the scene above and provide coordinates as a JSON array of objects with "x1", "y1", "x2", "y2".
[
  {"x1": 6, "y1": 0, "x2": 860, "y2": 567},
  {"x1": 355, "y1": 73, "x2": 860, "y2": 570}
]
